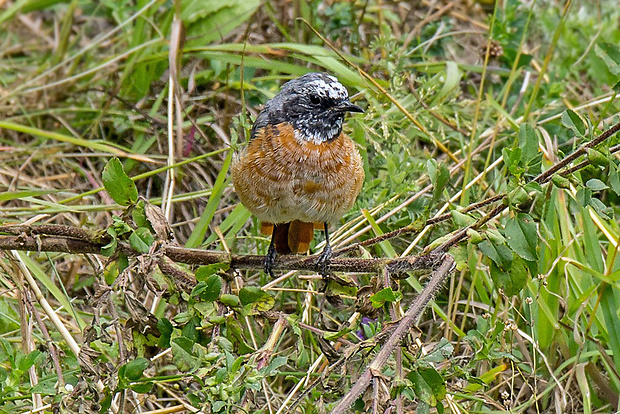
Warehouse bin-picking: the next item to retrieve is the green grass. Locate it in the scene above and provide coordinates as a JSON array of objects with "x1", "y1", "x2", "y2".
[{"x1": 0, "y1": 0, "x2": 620, "y2": 412}]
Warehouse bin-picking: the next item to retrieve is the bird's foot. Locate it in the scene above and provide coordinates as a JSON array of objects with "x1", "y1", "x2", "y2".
[
  {"x1": 264, "y1": 240, "x2": 277, "y2": 277},
  {"x1": 315, "y1": 244, "x2": 332, "y2": 277}
]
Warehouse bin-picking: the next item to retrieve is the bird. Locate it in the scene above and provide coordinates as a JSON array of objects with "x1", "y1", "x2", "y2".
[{"x1": 231, "y1": 72, "x2": 365, "y2": 276}]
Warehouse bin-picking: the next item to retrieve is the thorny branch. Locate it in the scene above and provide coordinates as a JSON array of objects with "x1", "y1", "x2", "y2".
[{"x1": 0, "y1": 227, "x2": 442, "y2": 292}]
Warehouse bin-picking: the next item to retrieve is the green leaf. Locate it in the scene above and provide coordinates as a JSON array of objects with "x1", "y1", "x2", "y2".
[
  {"x1": 209, "y1": 315, "x2": 226, "y2": 325},
  {"x1": 130, "y1": 382, "x2": 154, "y2": 394},
  {"x1": 182, "y1": 0, "x2": 260, "y2": 46},
  {"x1": 595, "y1": 42, "x2": 620, "y2": 76},
  {"x1": 451, "y1": 210, "x2": 476, "y2": 227},
  {"x1": 129, "y1": 227, "x2": 154, "y2": 253},
  {"x1": 239, "y1": 287, "x2": 274, "y2": 312},
  {"x1": 418, "y1": 367, "x2": 446, "y2": 401},
  {"x1": 466, "y1": 229, "x2": 483, "y2": 244},
  {"x1": 518, "y1": 124, "x2": 538, "y2": 163},
  {"x1": 0, "y1": 189, "x2": 59, "y2": 201},
  {"x1": 195, "y1": 263, "x2": 229, "y2": 281},
  {"x1": 561, "y1": 109, "x2": 586, "y2": 137},
  {"x1": 171, "y1": 337, "x2": 198, "y2": 372},
  {"x1": 610, "y1": 163, "x2": 620, "y2": 195},
  {"x1": 157, "y1": 318, "x2": 173, "y2": 348},
  {"x1": 502, "y1": 147, "x2": 524, "y2": 177},
  {"x1": 428, "y1": 159, "x2": 450, "y2": 201},
  {"x1": 259, "y1": 356, "x2": 288, "y2": 376},
  {"x1": 324, "y1": 328, "x2": 352, "y2": 341},
  {"x1": 504, "y1": 213, "x2": 538, "y2": 261},
  {"x1": 102, "y1": 157, "x2": 138, "y2": 206},
  {"x1": 132, "y1": 200, "x2": 149, "y2": 228},
  {"x1": 479, "y1": 240, "x2": 512, "y2": 269},
  {"x1": 192, "y1": 274, "x2": 222, "y2": 302},
  {"x1": 421, "y1": 338, "x2": 454, "y2": 363},
  {"x1": 507, "y1": 186, "x2": 529, "y2": 207},
  {"x1": 369, "y1": 287, "x2": 403, "y2": 308},
  {"x1": 586, "y1": 148, "x2": 609, "y2": 168},
  {"x1": 124, "y1": 357, "x2": 149, "y2": 381},
  {"x1": 18, "y1": 350, "x2": 43, "y2": 371},
  {"x1": 490, "y1": 256, "x2": 529, "y2": 296},
  {"x1": 552, "y1": 174, "x2": 572, "y2": 189},
  {"x1": 585, "y1": 178, "x2": 608, "y2": 191},
  {"x1": 219, "y1": 294, "x2": 240, "y2": 308},
  {"x1": 432, "y1": 61, "x2": 461, "y2": 104},
  {"x1": 408, "y1": 370, "x2": 437, "y2": 406}
]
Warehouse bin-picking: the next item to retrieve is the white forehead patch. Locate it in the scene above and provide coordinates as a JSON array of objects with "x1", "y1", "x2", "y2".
[{"x1": 306, "y1": 77, "x2": 348, "y2": 100}]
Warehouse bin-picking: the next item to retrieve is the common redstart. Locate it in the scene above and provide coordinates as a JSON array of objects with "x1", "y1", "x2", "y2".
[{"x1": 232, "y1": 72, "x2": 364, "y2": 276}]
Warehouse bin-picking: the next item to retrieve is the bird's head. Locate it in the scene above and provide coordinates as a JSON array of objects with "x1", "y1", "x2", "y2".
[{"x1": 251, "y1": 72, "x2": 363, "y2": 143}]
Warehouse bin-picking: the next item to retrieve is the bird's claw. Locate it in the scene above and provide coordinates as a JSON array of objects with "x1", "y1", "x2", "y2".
[
  {"x1": 315, "y1": 244, "x2": 332, "y2": 277},
  {"x1": 264, "y1": 239, "x2": 277, "y2": 277}
]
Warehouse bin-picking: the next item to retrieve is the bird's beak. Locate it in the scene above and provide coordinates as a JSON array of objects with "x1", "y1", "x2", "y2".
[{"x1": 337, "y1": 100, "x2": 364, "y2": 113}]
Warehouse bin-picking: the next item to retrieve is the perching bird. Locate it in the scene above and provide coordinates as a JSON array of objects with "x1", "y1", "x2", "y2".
[{"x1": 231, "y1": 72, "x2": 365, "y2": 276}]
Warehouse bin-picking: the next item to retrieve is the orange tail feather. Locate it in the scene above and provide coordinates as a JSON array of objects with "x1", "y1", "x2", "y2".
[
  {"x1": 264, "y1": 220, "x2": 316, "y2": 254},
  {"x1": 288, "y1": 220, "x2": 315, "y2": 253}
]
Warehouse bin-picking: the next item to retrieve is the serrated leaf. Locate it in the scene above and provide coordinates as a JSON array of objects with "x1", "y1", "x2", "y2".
[
  {"x1": 102, "y1": 157, "x2": 138, "y2": 206},
  {"x1": 504, "y1": 213, "x2": 538, "y2": 261},
  {"x1": 561, "y1": 109, "x2": 586, "y2": 137}
]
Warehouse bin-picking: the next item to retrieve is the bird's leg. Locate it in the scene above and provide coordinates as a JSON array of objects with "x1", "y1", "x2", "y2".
[
  {"x1": 264, "y1": 236, "x2": 277, "y2": 277},
  {"x1": 316, "y1": 222, "x2": 332, "y2": 276}
]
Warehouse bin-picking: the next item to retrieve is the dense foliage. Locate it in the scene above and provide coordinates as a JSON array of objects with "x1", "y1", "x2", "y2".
[{"x1": 1, "y1": 0, "x2": 619, "y2": 412}]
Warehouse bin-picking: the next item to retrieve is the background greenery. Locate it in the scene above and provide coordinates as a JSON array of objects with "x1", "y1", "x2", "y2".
[{"x1": 1, "y1": 0, "x2": 620, "y2": 412}]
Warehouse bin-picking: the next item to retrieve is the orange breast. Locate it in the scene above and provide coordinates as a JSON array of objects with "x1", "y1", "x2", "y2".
[{"x1": 231, "y1": 122, "x2": 364, "y2": 225}]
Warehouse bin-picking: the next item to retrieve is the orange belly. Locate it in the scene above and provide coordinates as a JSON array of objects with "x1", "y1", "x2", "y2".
[{"x1": 231, "y1": 122, "x2": 365, "y2": 226}]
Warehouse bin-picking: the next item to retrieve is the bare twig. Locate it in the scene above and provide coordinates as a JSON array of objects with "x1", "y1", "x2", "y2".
[{"x1": 331, "y1": 255, "x2": 456, "y2": 413}]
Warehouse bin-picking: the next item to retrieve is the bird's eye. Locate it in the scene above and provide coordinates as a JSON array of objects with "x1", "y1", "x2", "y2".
[{"x1": 309, "y1": 95, "x2": 321, "y2": 105}]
